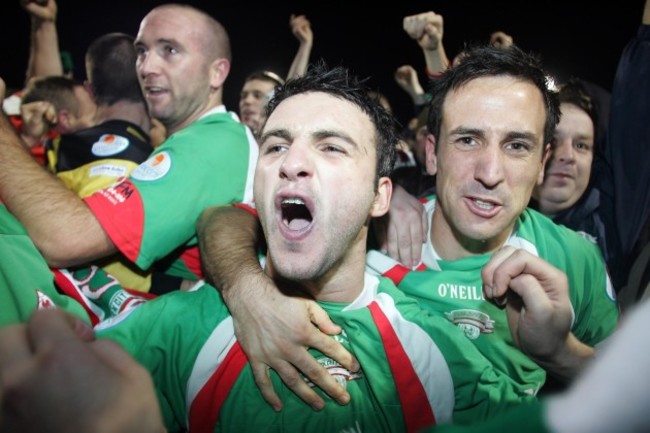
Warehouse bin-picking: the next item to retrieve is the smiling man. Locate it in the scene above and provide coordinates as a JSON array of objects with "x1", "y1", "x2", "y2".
[
  {"x1": 531, "y1": 80, "x2": 601, "y2": 247},
  {"x1": 366, "y1": 45, "x2": 619, "y2": 396}
]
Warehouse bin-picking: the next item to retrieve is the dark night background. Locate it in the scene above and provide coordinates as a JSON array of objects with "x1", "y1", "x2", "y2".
[{"x1": 1, "y1": 1, "x2": 644, "y2": 127}]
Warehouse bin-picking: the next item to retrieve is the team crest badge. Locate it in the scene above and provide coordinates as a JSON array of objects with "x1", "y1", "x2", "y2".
[
  {"x1": 445, "y1": 309, "x2": 495, "y2": 340},
  {"x1": 131, "y1": 151, "x2": 172, "y2": 181},
  {"x1": 92, "y1": 134, "x2": 130, "y2": 156}
]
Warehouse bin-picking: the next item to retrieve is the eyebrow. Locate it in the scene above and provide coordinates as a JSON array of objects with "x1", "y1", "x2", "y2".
[
  {"x1": 451, "y1": 126, "x2": 538, "y2": 144},
  {"x1": 260, "y1": 128, "x2": 360, "y2": 149},
  {"x1": 134, "y1": 37, "x2": 178, "y2": 47}
]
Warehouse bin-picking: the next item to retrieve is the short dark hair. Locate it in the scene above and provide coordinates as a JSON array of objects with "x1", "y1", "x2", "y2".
[
  {"x1": 21, "y1": 76, "x2": 83, "y2": 115},
  {"x1": 427, "y1": 44, "x2": 560, "y2": 151},
  {"x1": 557, "y1": 78, "x2": 598, "y2": 135},
  {"x1": 85, "y1": 32, "x2": 144, "y2": 106},
  {"x1": 265, "y1": 62, "x2": 399, "y2": 183}
]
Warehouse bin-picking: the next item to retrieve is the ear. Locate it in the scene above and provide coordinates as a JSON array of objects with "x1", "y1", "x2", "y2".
[
  {"x1": 56, "y1": 109, "x2": 72, "y2": 132},
  {"x1": 424, "y1": 133, "x2": 437, "y2": 176},
  {"x1": 209, "y1": 58, "x2": 231, "y2": 90},
  {"x1": 370, "y1": 177, "x2": 392, "y2": 218},
  {"x1": 537, "y1": 143, "x2": 551, "y2": 185}
]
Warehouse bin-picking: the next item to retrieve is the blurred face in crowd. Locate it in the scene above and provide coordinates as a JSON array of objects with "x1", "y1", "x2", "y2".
[
  {"x1": 533, "y1": 102, "x2": 594, "y2": 215},
  {"x1": 413, "y1": 124, "x2": 428, "y2": 166},
  {"x1": 239, "y1": 78, "x2": 276, "y2": 136}
]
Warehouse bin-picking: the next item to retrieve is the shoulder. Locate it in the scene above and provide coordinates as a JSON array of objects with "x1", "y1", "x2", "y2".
[
  {"x1": 519, "y1": 207, "x2": 602, "y2": 254},
  {"x1": 97, "y1": 283, "x2": 226, "y2": 332}
]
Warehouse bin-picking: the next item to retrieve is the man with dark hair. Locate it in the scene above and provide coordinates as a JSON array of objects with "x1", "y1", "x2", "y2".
[
  {"x1": 95, "y1": 63, "x2": 534, "y2": 432},
  {"x1": 47, "y1": 32, "x2": 152, "y2": 198}
]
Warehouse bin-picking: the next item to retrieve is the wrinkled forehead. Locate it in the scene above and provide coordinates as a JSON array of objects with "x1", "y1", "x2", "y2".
[{"x1": 264, "y1": 92, "x2": 374, "y2": 140}]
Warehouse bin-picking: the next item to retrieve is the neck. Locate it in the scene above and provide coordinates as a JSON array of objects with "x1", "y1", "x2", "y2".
[
  {"x1": 165, "y1": 98, "x2": 223, "y2": 135},
  {"x1": 94, "y1": 100, "x2": 151, "y2": 133},
  {"x1": 532, "y1": 196, "x2": 562, "y2": 217},
  {"x1": 264, "y1": 234, "x2": 368, "y2": 304},
  {"x1": 430, "y1": 204, "x2": 513, "y2": 260}
]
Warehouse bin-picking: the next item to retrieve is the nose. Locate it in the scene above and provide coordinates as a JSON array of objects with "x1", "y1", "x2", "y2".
[
  {"x1": 279, "y1": 144, "x2": 312, "y2": 181},
  {"x1": 474, "y1": 144, "x2": 505, "y2": 189},
  {"x1": 241, "y1": 93, "x2": 256, "y2": 105},
  {"x1": 553, "y1": 139, "x2": 575, "y2": 162}
]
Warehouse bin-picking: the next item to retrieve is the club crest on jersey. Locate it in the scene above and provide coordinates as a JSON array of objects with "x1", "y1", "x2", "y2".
[
  {"x1": 92, "y1": 134, "x2": 130, "y2": 156},
  {"x1": 445, "y1": 309, "x2": 495, "y2": 340},
  {"x1": 131, "y1": 151, "x2": 171, "y2": 181},
  {"x1": 304, "y1": 356, "x2": 363, "y2": 390},
  {"x1": 303, "y1": 330, "x2": 362, "y2": 390}
]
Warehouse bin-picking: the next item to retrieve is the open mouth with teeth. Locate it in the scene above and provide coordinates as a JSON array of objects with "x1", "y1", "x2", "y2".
[{"x1": 281, "y1": 198, "x2": 313, "y2": 231}]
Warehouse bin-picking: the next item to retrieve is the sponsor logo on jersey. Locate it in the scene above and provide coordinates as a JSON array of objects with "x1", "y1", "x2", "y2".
[
  {"x1": 92, "y1": 134, "x2": 130, "y2": 156},
  {"x1": 89, "y1": 163, "x2": 128, "y2": 178},
  {"x1": 99, "y1": 178, "x2": 134, "y2": 204},
  {"x1": 130, "y1": 151, "x2": 171, "y2": 181},
  {"x1": 437, "y1": 283, "x2": 485, "y2": 300},
  {"x1": 445, "y1": 309, "x2": 495, "y2": 340},
  {"x1": 36, "y1": 289, "x2": 56, "y2": 310}
]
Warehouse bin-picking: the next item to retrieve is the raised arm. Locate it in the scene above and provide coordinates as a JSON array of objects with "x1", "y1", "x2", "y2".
[
  {"x1": 0, "y1": 78, "x2": 115, "y2": 268},
  {"x1": 402, "y1": 11, "x2": 450, "y2": 77},
  {"x1": 482, "y1": 246, "x2": 594, "y2": 381},
  {"x1": 21, "y1": 0, "x2": 63, "y2": 83},
  {"x1": 394, "y1": 65, "x2": 427, "y2": 107},
  {"x1": 286, "y1": 14, "x2": 313, "y2": 80},
  {"x1": 489, "y1": 31, "x2": 514, "y2": 49},
  {"x1": 197, "y1": 205, "x2": 357, "y2": 411}
]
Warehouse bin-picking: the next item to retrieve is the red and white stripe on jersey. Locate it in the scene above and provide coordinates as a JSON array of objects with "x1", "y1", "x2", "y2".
[
  {"x1": 185, "y1": 292, "x2": 453, "y2": 432},
  {"x1": 366, "y1": 250, "x2": 426, "y2": 285}
]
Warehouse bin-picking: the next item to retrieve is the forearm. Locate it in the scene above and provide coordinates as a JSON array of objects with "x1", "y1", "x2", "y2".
[
  {"x1": 287, "y1": 42, "x2": 313, "y2": 80},
  {"x1": 0, "y1": 115, "x2": 113, "y2": 267},
  {"x1": 197, "y1": 205, "x2": 266, "y2": 300},
  {"x1": 26, "y1": 17, "x2": 63, "y2": 83},
  {"x1": 423, "y1": 45, "x2": 449, "y2": 76}
]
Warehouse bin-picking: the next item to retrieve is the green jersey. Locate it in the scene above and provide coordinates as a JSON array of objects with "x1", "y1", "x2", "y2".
[
  {"x1": 0, "y1": 204, "x2": 89, "y2": 326},
  {"x1": 84, "y1": 107, "x2": 257, "y2": 280},
  {"x1": 366, "y1": 197, "x2": 619, "y2": 396},
  {"x1": 97, "y1": 274, "x2": 532, "y2": 432}
]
